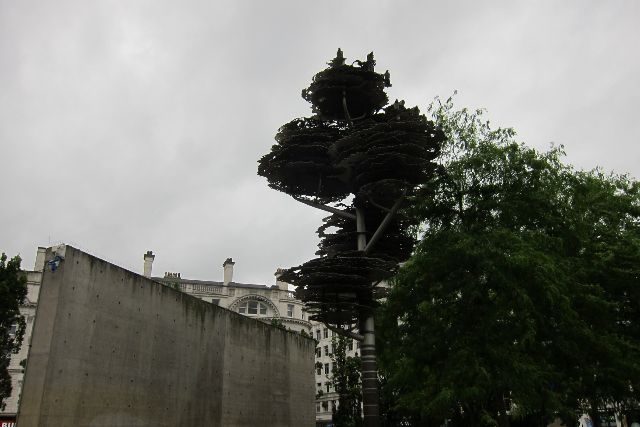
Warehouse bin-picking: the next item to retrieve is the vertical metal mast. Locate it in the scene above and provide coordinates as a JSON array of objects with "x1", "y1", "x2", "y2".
[{"x1": 356, "y1": 207, "x2": 379, "y2": 427}]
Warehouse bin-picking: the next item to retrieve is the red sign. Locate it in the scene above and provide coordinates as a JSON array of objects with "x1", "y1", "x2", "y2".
[{"x1": 0, "y1": 417, "x2": 16, "y2": 427}]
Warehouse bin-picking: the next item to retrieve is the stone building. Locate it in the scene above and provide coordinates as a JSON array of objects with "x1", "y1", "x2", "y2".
[
  {"x1": 146, "y1": 253, "x2": 312, "y2": 335},
  {"x1": 311, "y1": 324, "x2": 360, "y2": 427}
]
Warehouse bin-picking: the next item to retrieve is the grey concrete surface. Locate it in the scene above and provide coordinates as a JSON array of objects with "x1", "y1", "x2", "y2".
[{"x1": 17, "y1": 246, "x2": 315, "y2": 426}]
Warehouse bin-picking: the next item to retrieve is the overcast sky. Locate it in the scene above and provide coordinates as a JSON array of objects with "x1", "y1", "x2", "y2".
[{"x1": 1, "y1": 1, "x2": 638, "y2": 285}]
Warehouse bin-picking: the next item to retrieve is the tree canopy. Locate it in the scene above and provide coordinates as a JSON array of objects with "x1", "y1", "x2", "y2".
[
  {"x1": 258, "y1": 49, "x2": 445, "y2": 427},
  {"x1": 377, "y1": 98, "x2": 640, "y2": 427},
  {"x1": 0, "y1": 253, "x2": 27, "y2": 409},
  {"x1": 258, "y1": 49, "x2": 443, "y2": 329}
]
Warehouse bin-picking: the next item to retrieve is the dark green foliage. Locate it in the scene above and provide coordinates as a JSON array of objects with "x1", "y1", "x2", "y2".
[
  {"x1": 316, "y1": 202, "x2": 416, "y2": 262},
  {"x1": 333, "y1": 103, "x2": 442, "y2": 202},
  {"x1": 302, "y1": 51, "x2": 388, "y2": 121},
  {"x1": 281, "y1": 252, "x2": 397, "y2": 326},
  {"x1": 270, "y1": 317, "x2": 285, "y2": 329},
  {"x1": 377, "y1": 98, "x2": 640, "y2": 426},
  {"x1": 257, "y1": 118, "x2": 348, "y2": 203},
  {"x1": 0, "y1": 253, "x2": 27, "y2": 409},
  {"x1": 258, "y1": 49, "x2": 443, "y2": 328}
]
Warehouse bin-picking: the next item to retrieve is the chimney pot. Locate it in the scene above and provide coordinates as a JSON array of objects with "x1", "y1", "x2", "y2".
[
  {"x1": 223, "y1": 258, "x2": 235, "y2": 285},
  {"x1": 34, "y1": 247, "x2": 47, "y2": 272},
  {"x1": 143, "y1": 251, "x2": 155, "y2": 277},
  {"x1": 275, "y1": 268, "x2": 288, "y2": 291}
]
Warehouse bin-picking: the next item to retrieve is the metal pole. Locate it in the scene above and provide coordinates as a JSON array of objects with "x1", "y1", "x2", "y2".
[
  {"x1": 361, "y1": 316, "x2": 379, "y2": 427},
  {"x1": 356, "y1": 207, "x2": 379, "y2": 427},
  {"x1": 356, "y1": 207, "x2": 367, "y2": 252}
]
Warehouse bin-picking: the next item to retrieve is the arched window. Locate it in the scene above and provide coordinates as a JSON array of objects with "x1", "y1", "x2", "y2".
[{"x1": 238, "y1": 300, "x2": 268, "y2": 315}]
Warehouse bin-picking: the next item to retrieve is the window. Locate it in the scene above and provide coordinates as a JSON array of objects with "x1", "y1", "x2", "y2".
[
  {"x1": 287, "y1": 304, "x2": 294, "y2": 317},
  {"x1": 317, "y1": 382, "x2": 322, "y2": 390},
  {"x1": 331, "y1": 344, "x2": 335, "y2": 354},
  {"x1": 316, "y1": 329, "x2": 321, "y2": 340},
  {"x1": 332, "y1": 400, "x2": 337, "y2": 411},
  {"x1": 316, "y1": 347, "x2": 321, "y2": 358},
  {"x1": 326, "y1": 383, "x2": 330, "y2": 393},
  {"x1": 348, "y1": 340, "x2": 353, "y2": 351},
  {"x1": 316, "y1": 403, "x2": 321, "y2": 413},
  {"x1": 238, "y1": 300, "x2": 267, "y2": 315},
  {"x1": 322, "y1": 401, "x2": 328, "y2": 412},
  {"x1": 324, "y1": 345, "x2": 329, "y2": 356},
  {"x1": 316, "y1": 366, "x2": 322, "y2": 375},
  {"x1": 324, "y1": 363, "x2": 329, "y2": 375},
  {"x1": 323, "y1": 328, "x2": 328, "y2": 339}
]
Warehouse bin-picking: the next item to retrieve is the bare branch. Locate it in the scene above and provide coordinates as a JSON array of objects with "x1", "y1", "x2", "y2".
[
  {"x1": 293, "y1": 196, "x2": 356, "y2": 220},
  {"x1": 364, "y1": 190, "x2": 407, "y2": 254}
]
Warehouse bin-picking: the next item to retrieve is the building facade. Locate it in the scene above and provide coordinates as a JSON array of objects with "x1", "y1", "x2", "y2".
[
  {"x1": 0, "y1": 248, "x2": 45, "y2": 425},
  {"x1": 311, "y1": 325, "x2": 360, "y2": 427},
  {"x1": 147, "y1": 254, "x2": 312, "y2": 335}
]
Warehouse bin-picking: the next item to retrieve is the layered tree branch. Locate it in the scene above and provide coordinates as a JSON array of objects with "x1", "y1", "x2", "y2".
[{"x1": 292, "y1": 196, "x2": 356, "y2": 220}]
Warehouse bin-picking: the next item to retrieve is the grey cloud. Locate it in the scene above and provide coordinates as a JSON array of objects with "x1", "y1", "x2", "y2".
[{"x1": 1, "y1": 0, "x2": 638, "y2": 283}]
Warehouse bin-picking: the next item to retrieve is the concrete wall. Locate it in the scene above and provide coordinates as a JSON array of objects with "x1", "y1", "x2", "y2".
[{"x1": 17, "y1": 246, "x2": 315, "y2": 426}]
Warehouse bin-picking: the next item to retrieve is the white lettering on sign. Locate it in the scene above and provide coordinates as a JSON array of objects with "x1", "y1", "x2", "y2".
[{"x1": 2, "y1": 422, "x2": 16, "y2": 427}]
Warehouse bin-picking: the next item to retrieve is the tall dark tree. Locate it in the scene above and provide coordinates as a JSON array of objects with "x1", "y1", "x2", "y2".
[
  {"x1": 258, "y1": 50, "x2": 443, "y2": 426},
  {"x1": 377, "y1": 98, "x2": 640, "y2": 426},
  {"x1": 0, "y1": 253, "x2": 27, "y2": 409}
]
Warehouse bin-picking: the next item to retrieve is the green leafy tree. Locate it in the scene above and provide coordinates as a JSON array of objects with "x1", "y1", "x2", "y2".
[
  {"x1": 330, "y1": 334, "x2": 363, "y2": 427},
  {"x1": 557, "y1": 170, "x2": 640, "y2": 427},
  {"x1": 377, "y1": 98, "x2": 640, "y2": 427},
  {"x1": 0, "y1": 253, "x2": 27, "y2": 409},
  {"x1": 258, "y1": 49, "x2": 443, "y2": 426}
]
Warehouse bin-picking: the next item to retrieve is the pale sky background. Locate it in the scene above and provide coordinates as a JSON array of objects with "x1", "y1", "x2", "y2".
[{"x1": 1, "y1": 1, "x2": 638, "y2": 285}]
